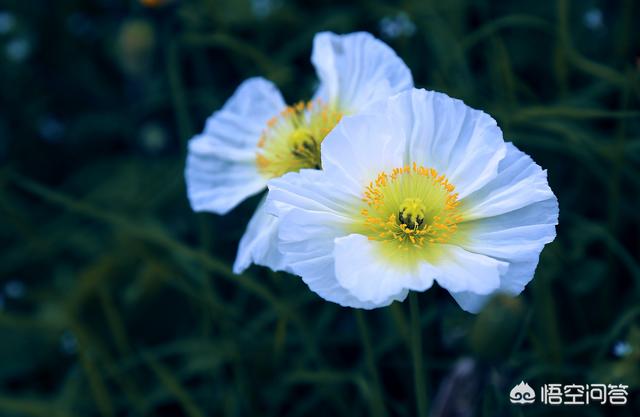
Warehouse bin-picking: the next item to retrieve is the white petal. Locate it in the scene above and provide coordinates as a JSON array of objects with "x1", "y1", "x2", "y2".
[
  {"x1": 497, "y1": 257, "x2": 543, "y2": 295},
  {"x1": 334, "y1": 234, "x2": 436, "y2": 305},
  {"x1": 320, "y1": 114, "x2": 405, "y2": 196},
  {"x1": 311, "y1": 31, "x2": 413, "y2": 112},
  {"x1": 447, "y1": 202, "x2": 557, "y2": 312},
  {"x1": 186, "y1": 139, "x2": 266, "y2": 214},
  {"x1": 280, "y1": 233, "x2": 387, "y2": 309},
  {"x1": 448, "y1": 144, "x2": 559, "y2": 313},
  {"x1": 433, "y1": 245, "x2": 507, "y2": 295},
  {"x1": 267, "y1": 169, "x2": 360, "y2": 218},
  {"x1": 370, "y1": 89, "x2": 507, "y2": 198},
  {"x1": 450, "y1": 258, "x2": 541, "y2": 313},
  {"x1": 448, "y1": 291, "x2": 490, "y2": 314},
  {"x1": 462, "y1": 142, "x2": 557, "y2": 220},
  {"x1": 233, "y1": 199, "x2": 289, "y2": 274},
  {"x1": 287, "y1": 251, "x2": 386, "y2": 309},
  {"x1": 267, "y1": 170, "x2": 385, "y2": 308},
  {"x1": 185, "y1": 77, "x2": 285, "y2": 214},
  {"x1": 457, "y1": 198, "x2": 558, "y2": 262},
  {"x1": 203, "y1": 77, "x2": 286, "y2": 149}
]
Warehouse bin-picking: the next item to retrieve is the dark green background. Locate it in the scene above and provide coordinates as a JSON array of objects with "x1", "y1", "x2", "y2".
[{"x1": 1, "y1": 0, "x2": 639, "y2": 416}]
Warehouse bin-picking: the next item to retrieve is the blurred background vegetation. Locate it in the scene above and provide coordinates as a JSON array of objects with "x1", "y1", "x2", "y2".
[{"x1": 1, "y1": 0, "x2": 639, "y2": 416}]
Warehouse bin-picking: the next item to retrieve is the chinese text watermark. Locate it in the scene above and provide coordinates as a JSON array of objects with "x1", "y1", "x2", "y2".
[{"x1": 509, "y1": 381, "x2": 629, "y2": 406}]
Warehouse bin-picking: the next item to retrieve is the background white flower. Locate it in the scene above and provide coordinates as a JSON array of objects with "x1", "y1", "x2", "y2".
[
  {"x1": 185, "y1": 31, "x2": 413, "y2": 273},
  {"x1": 267, "y1": 88, "x2": 559, "y2": 312}
]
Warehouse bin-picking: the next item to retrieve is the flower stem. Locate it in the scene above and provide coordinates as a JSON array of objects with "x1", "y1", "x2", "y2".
[{"x1": 410, "y1": 292, "x2": 428, "y2": 417}]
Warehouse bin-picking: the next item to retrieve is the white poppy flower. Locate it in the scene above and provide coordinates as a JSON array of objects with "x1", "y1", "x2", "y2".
[
  {"x1": 266, "y1": 88, "x2": 559, "y2": 312},
  {"x1": 185, "y1": 31, "x2": 413, "y2": 273}
]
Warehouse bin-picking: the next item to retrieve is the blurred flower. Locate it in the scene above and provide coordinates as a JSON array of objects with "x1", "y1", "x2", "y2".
[
  {"x1": 116, "y1": 19, "x2": 155, "y2": 77},
  {"x1": 139, "y1": 122, "x2": 168, "y2": 153},
  {"x1": 38, "y1": 116, "x2": 65, "y2": 143},
  {"x1": 185, "y1": 32, "x2": 413, "y2": 274},
  {"x1": 60, "y1": 330, "x2": 78, "y2": 355},
  {"x1": 0, "y1": 11, "x2": 16, "y2": 34},
  {"x1": 251, "y1": 0, "x2": 276, "y2": 18},
  {"x1": 583, "y1": 8, "x2": 603, "y2": 30},
  {"x1": 267, "y1": 89, "x2": 558, "y2": 310},
  {"x1": 379, "y1": 12, "x2": 416, "y2": 39},
  {"x1": 5, "y1": 37, "x2": 31, "y2": 62},
  {"x1": 613, "y1": 341, "x2": 632, "y2": 357},
  {"x1": 139, "y1": 0, "x2": 173, "y2": 7},
  {"x1": 4, "y1": 279, "x2": 26, "y2": 299}
]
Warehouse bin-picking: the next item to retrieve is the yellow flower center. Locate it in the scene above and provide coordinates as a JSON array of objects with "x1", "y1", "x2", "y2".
[
  {"x1": 355, "y1": 163, "x2": 464, "y2": 266},
  {"x1": 256, "y1": 99, "x2": 342, "y2": 179}
]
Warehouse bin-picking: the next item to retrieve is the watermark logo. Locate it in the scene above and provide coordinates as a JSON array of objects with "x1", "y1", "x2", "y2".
[
  {"x1": 509, "y1": 382, "x2": 629, "y2": 406},
  {"x1": 510, "y1": 381, "x2": 536, "y2": 404}
]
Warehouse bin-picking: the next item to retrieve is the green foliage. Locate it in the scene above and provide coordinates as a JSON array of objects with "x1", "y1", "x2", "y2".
[{"x1": 1, "y1": 0, "x2": 639, "y2": 416}]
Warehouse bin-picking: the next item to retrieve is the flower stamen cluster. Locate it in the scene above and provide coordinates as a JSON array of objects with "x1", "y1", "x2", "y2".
[
  {"x1": 360, "y1": 163, "x2": 462, "y2": 249},
  {"x1": 256, "y1": 99, "x2": 342, "y2": 179}
]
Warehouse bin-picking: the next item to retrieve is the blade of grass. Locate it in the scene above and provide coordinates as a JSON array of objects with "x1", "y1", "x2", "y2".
[
  {"x1": 511, "y1": 107, "x2": 640, "y2": 122},
  {"x1": 166, "y1": 39, "x2": 194, "y2": 147},
  {"x1": 181, "y1": 33, "x2": 281, "y2": 81},
  {"x1": 460, "y1": 14, "x2": 550, "y2": 50},
  {"x1": 9, "y1": 172, "x2": 286, "y2": 313},
  {"x1": 142, "y1": 354, "x2": 208, "y2": 417},
  {"x1": 72, "y1": 324, "x2": 116, "y2": 417},
  {"x1": 355, "y1": 310, "x2": 388, "y2": 417},
  {"x1": 0, "y1": 396, "x2": 73, "y2": 417}
]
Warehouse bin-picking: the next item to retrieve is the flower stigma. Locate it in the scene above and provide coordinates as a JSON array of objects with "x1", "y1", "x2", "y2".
[
  {"x1": 356, "y1": 163, "x2": 464, "y2": 265},
  {"x1": 256, "y1": 99, "x2": 342, "y2": 178}
]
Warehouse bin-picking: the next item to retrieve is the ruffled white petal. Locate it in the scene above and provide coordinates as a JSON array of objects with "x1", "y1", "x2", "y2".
[
  {"x1": 185, "y1": 77, "x2": 285, "y2": 214},
  {"x1": 461, "y1": 143, "x2": 557, "y2": 220},
  {"x1": 449, "y1": 143, "x2": 559, "y2": 313},
  {"x1": 366, "y1": 89, "x2": 507, "y2": 198},
  {"x1": 457, "y1": 199, "x2": 558, "y2": 262},
  {"x1": 233, "y1": 199, "x2": 289, "y2": 274},
  {"x1": 448, "y1": 292, "x2": 489, "y2": 314},
  {"x1": 278, "y1": 226, "x2": 384, "y2": 309},
  {"x1": 433, "y1": 245, "x2": 507, "y2": 295},
  {"x1": 267, "y1": 170, "x2": 386, "y2": 308},
  {"x1": 320, "y1": 114, "x2": 404, "y2": 196},
  {"x1": 186, "y1": 138, "x2": 266, "y2": 214},
  {"x1": 334, "y1": 234, "x2": 436, "y2": 305},
  {"x1": 267, "y1": 169, "x2": 359, "y2": 218},
  {"x1": 450, "y1": 211, "x2": 557, "y2": 313},
  {"x1": 450, "y1": 258, "x2": 541, "y2": 313},
  {"x1": 311, "y1": 31, "x2": 413, "y2": 112},
  {"x1": 203, "y1": 77, "x2": 286, "y2": 149}
]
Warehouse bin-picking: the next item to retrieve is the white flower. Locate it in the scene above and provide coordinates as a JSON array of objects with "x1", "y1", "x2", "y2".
[
  {"x1": 266, "y1": 88, "x2": 559, "y2": 312},
  {"x1": 185, "y1": 31, "x2": 413, "y2": 273}
]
